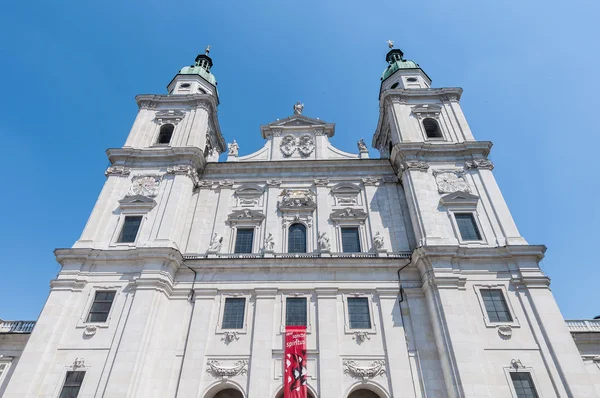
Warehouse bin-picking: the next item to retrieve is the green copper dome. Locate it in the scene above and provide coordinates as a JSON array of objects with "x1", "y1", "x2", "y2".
[
  {"x1": 179, "y1": 53, "x2": 217, "y2": 86},
  {"x1": 381, "y1": 48, "x2": 421, "y2": 81}
]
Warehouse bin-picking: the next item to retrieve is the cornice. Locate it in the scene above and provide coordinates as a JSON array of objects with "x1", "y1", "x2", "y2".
[
  {"x1": 54, "y1": 247, "x2": 184, "y2": 267},
  {"x1": 136, "y1": 93, "x2": 218, "y2": 111},
  {"x1": 412, "y1": 245, "x2": 546, "y2": 263},
  {"x1": 395, "y1": 141, "x2": 493, "y2": 159},
  {"x1": 379, "y1": 87, "x2": 463, "y2": 106},
  {"x1": 106, "y1": 147, "x2": 205, "y2": 171}
]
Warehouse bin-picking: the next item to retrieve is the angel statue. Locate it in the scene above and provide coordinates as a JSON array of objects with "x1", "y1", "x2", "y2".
[
  {"x1": 208, "y1": 232, "x2": 223, "y2": 252},
  {"x1": 228, "y1": 140, "x2": 239, "y2": 156},
  {"x1": 264, "y1": 233, "x2": 275, "y2": 252},
  {"x1": 318, "y1": 232, "x2": 331, "y2": 251}
]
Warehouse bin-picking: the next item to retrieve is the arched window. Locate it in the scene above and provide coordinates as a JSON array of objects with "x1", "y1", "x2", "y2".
[
  {"x1": 423, "y1": 118, "x2": 442, "y2": 139},
  {"x1": 157, "y1": 124, "x2": 174, "y2": 144},
  {"x1": 288, "y1": 223, "x2": 307, "y2": 253},
  {"x1": 348, "y1": 390, "x2": 381, "y2": 398},
  {"x1": 212, "y1": 389, "x2": 243, "y2": 398}
]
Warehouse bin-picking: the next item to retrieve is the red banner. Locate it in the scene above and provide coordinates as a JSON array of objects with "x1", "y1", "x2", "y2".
[{"x1": 284, "y1": 326, "x2": 307, "y2": 398}]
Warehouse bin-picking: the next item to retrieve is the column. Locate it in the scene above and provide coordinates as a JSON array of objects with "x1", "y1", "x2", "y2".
[
  {"x1": 175, "y1": 289, "x2": 218, "y2": 398},
  {"x1": 247, "y1": 288, "x2": 277, "y2": 396},
  {"x1": 376, "y1": 288, "x2": 417, "y2": 398},
  {"x1": 315, "y1": 288, "x2": 342, "y2": 397}
]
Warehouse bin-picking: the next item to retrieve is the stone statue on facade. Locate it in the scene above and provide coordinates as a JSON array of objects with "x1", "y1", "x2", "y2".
[
  {"x1": 318, "y1": 232, "x2": 331, "y2": 251},
  {"x1": 228, "y1": 140, "x2": 239, "y2": 156},
  {"x1": 264, "y1": 233, "x2": 275, "y2": 252},
  {"x1": 373, "y1": 231, "x2": 385, "y2": 251},
  {"x1": 208, "y1": 232, "x2": 223, "y2": 252},
  {"x1": 293, "y1": 101, "x2": 304, "y2": 115},
  {"x1": 357, "y1": 138, "x2": 368, "y2": 152}
]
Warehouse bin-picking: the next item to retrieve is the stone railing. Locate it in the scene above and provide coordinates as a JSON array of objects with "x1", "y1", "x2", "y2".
[
  {"x1": 0, "y1": 320, "x2": 36, "y2": 333},
  {"x1": 183, "y1": 251, "x2": 411, "y2": 260},
  {"x1": 566, "y1": 320, "x2": 600, "y2": 333}
]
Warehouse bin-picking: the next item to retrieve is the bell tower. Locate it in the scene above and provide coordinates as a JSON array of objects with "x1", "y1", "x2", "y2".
[{"x1": 74, "y1": 48, "x2": 226, "y2": 250}]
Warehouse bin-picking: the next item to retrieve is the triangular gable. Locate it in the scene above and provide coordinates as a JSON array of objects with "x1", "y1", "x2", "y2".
[
  {"x1": 439, "y1": 191, "x2": 479, "y2": 207},
  {"x1": 268, "y1": 115, "x2": 327, "y2": 127},
  {"x1": 118, "y1": 195, "x2": 157, "y2": 213}
]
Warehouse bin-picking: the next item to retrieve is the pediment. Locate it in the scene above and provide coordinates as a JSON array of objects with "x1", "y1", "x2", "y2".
[
  {"x1": 411, "y1": 104, "x2": 442, "y2": 115},
  {"x1": 332, "y1": 183, "x2": 361, "y2": 194},
  {"x1": 155, "y1": 109, "x2": 186, "y2": 119},
  {"x1": 235, "y1": 184, "x2": 264, "y2": 197},
  {"x1": 227, "y1": 209, "x2": 266, "y2": 224},
  {"x1": 330, "y1": 207, "x2": 368, "y2": 222},
  {"x1": 118, "y1": 195, "x2": 156, "y2": 212},
  {"x1": 270, "y1": 115, "x2": 326, "y2": 127},
  {"x1": 439, "y1": 191, "x2": 479, "y2": 207}
]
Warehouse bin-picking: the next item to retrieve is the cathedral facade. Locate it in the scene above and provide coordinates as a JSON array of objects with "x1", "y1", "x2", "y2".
[{"x1": 2, "y1": 47, "x2": 599, "y2": 398}]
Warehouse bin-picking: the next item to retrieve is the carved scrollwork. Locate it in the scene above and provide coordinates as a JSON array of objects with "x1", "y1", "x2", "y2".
[
  {"x1": 465, "y1": 159, "x2": 494, "y2": 170},
  {"x1": 497, "y1": 325, "x2": 513, "y2": 338},
  {"x1": 83, "y1": 325, "x2": 97, "y2": 336},
  {"x1": 266, "y1": 179, "x2": 282, "y2": 187},
  {"x1": 343, "y1": 359, "x2": 386, "y2": 379},
  {"x1": 314, "y1": 178, "x2": 329, "y2": 187},
  {"x1": 206, "y1": 359, "x2": 248, "y2": 378},
  {"x1": 105, "y1": 166, "x2": 131, "y2": 177},
  {"x1": 401, "y1": 161, "x2": 429, "y2": 172},
  {"x1": 278, "y1": 189, "x2": 317, "y2": 212},
  {"x1": 361, "y1": 177, "x2": 379, "y2": 186},
  {"x1": 221, "y1": 331, "x2": 240, "y2": 343},
  {"x1": 432, "y1": 170, "x2": 470, "y2": 194},
  {"x1": 280, "y1": 135, "x2": 297, "y2": 157},
  {"x1": 298, "y1": 135, "x2": 315, "y2": 156},
  {"x1": 167, "y1": 165, "x2": 200, "y2": 188}
]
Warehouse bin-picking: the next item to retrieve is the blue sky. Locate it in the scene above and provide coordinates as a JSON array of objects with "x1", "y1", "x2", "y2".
[{"x1": 0, "y1": 0, "x2": 598, "y2": 320}]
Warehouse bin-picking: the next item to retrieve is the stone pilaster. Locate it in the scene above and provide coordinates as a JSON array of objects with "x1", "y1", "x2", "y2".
[{"x1": 247, "y1": 288, "x2": 277, "y2": 396}]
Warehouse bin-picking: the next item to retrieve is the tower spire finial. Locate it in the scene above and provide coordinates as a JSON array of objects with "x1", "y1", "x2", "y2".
[
  {"x1": 205, "y1": 45, "x2": 211, "y2": 55},
  {"x1": 387, "y1": 40, "x2": 394, "y2": 49}
]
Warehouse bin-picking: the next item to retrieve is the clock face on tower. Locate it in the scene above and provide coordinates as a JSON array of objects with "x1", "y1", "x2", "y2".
[{"x1": 128, "y1": 176, "x2": 161, "y2": 197}]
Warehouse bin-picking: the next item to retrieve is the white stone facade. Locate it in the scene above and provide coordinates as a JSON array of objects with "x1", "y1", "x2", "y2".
[{"x1": 3, "y1": 51, "x2": 600, "y2": 398}]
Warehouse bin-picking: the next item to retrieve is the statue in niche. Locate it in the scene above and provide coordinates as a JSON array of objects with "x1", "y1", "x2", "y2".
[
  {"x1": 373, "y1": 232, "x2": 385, "y2": 250},
  {"x1": 264, "y1": 233, "x2": 275, "y2": 252},
  {"x1": 228, "y1": 140, "x2": 239, "y2": 156},
  {"x1": 208, "y1": 232, "x2": 223, "y2": 252},
  {"x1": 357, "y1": 138, "x2": 368, "y2": 152},
  {"x1": 318, "y1": 232, "x2": 331, "y2": 251}
]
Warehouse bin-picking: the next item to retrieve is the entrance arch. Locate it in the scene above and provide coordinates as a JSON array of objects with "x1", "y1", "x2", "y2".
[
  {"x1": 276, "y1": 390, "x2": 316, "y2": 398},
  {"x1": 348, "y1": 390, "x2": 380, "y2": 398},
  {"x1": 213, "y1": 389, "x2": 244, "y2": 398}
]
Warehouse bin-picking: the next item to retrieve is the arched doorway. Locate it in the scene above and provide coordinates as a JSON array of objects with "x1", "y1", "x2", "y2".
[
  {"x1": 213, "y1": 389, "x2": 243, "y2": 398},
  {"x1": 348, "y1": 390, "x2": 380, "y2": 398}
]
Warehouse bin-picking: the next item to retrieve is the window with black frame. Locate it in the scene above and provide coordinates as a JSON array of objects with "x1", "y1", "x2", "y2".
[
  {"x1": 118, "y1": 216, "x2": 142, "y2": 243},
  {"x1": 341, "y1": 227, "x2": 361, "y2": 253},
  {"x1": 221, "y1": 297, "x2": 246, "y2": 329},
  {"x1": 286, "y1": 297, "x2": 307, "y2": 326},
  {"x1": 510, "y1": 372, "x2": 539, "y2": 398},
  {"x1": 86, "y1": 291, "x2": 116, "y2": 323},
  {"x1": 59, "y1": 371, "x2": 85, "y2": 398},
  {"x1": 288, "y1": 223, "x2": 307, "y2": 253},
  {"x1": 454, "y1": 213, "x2": 482, "y2": 241},
  {"x1": 481, "y1": 289, "x2": 513, "y2": 323},
  {"x1": 234, "y1": 228, "x2": 254, "y2": 253},
  {"x1": 347, "y1": 297, "x2": 372, "y2": 329}
]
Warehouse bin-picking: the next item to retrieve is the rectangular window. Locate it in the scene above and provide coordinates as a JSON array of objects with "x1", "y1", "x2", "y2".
[
  {"x1": 286, "y1": 297, "x2": 307, "y2": 326},
  {"x1": 234, "y1": 228, "x2": 254, "y2": 254},
  {"x1": 481, "y1": 289, "x2": 513, "y2": 323},
  {"x1": 222, "y1": 297, "x2": 246, "y2": 329},
  {"x1": 59, "y1": 371, "x2": 85, "y2": 398},
  {"x1": 0, "y1": 362, "x2": 9, "y2": 382},
  {"x1": 348, "y1": 297, "x2": 371, "y2": 329},
  {"x1": 86, "y1": 291, "x2": 116, "y2": 323},
  {"x1": 455, "y1": 213, "x2": 482, "y2": 241},
  {"x1": 341, "y1": 227, "x2": 361, "y2": 253},
  {"x1": 510, "y1": 372, "x2": 539, "y2": 398},
  {"x1": 118, "y1": 216, "x2": 143, "y2": 243}
]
